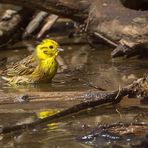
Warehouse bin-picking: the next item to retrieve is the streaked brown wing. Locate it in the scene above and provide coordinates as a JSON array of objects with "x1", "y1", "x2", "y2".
[{"x1": 5, "y1": 54, "x2": 37, "y2": 76}]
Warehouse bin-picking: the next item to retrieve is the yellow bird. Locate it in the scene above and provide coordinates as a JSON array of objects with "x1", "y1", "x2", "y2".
[{"x1": 2, "y1": 39, "x2": 63, "y2": 85}]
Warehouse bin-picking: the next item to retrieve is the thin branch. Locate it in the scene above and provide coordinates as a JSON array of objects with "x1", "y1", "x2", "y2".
[{"x1": 94, "y1": 32, "x2": 118, "y2": 47}]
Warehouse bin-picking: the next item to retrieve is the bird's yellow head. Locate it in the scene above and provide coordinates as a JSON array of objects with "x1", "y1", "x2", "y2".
[{"x1": 36, "y1": 39, "x2": 63, "y2": 61}]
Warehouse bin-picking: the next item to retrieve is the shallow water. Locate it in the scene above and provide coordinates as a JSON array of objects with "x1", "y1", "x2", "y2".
[{"x1": 0, "y1": 42, "x2": 148, "y2": 147}]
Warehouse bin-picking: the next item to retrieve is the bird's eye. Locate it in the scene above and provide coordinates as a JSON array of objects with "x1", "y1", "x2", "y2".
[{"x1": 49, "y1": 45, "x2": 53, "y2": 49}]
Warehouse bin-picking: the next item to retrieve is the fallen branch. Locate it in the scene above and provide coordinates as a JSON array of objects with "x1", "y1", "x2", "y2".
[
  {"x1": 22, "y1": 11, "x2": 48, "y2": 39},
  {"x1": 111, "y1": 43, "x2": 148, "y2": 58},
  {"x1": 0, "y1": 93, "x2": 115, "y2": 134},
  {"x1": 37, "y1": 14, "x2": 59, "y2": 39},
  {"x1": 0, "y1": 74, "x2": 147, "y2": 134},
  {"x1": 94, "y1": 32, "x2": 118, "y2": 47}
]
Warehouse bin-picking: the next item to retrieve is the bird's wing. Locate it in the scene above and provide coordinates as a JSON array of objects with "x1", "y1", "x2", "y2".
[{"x1": 4, "y1": 54, "x2": 37, "y2": 76}]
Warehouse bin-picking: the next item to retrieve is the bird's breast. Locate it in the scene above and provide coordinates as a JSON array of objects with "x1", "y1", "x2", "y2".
[
  {"x1": 41, "y1": 58, "x2": 58, "y2": 78},
  {"x1": 30, "y1": 57, "x2": 58, "y2": 83}
]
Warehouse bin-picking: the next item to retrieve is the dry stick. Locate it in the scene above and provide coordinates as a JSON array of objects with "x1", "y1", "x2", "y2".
[
  {"x1": 94, "y1": 32, "x2": 118, "y2": 47},
  {"x1": 85, "y1": 6, "x2": 96, "y2": 32},
  {"x1": 23, "y1": 11, "x2": 48, "y2": 38},
  {"x1": 37, "y1": 14, "x2": 59, "y2": 39},
  {"x1": 0, "y1": 87, "x2": 131, "y2": 134}
]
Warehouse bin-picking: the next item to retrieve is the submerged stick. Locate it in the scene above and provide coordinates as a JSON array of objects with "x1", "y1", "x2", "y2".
[{"x1": 80, "y1": 122, "x2": 148, "y2": 142}]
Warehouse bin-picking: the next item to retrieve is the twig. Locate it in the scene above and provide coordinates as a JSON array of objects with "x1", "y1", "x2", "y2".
[
  {"x1": 23, "y1": 11, "x2": 48, "y2": 38},
  {"x1": 115, "y1": 108, "x2": 123, "y2": 119},
  {"x1": 85, "y1": 6, "x2": 96, "y2": 32},
  {"x1": 37, "y1": 14, "x2": 59, "y2": 39},
  {"x1": 94, "y1": 32, "x2": 118, "y2": 47},
  {"x1": 115, "y1": 85, "x2": 121, "y2": 100}
]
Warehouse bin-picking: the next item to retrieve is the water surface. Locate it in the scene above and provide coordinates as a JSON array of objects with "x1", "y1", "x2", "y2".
[{"x1": 0, "y1": 42, "x2": 148, "y2": 147}]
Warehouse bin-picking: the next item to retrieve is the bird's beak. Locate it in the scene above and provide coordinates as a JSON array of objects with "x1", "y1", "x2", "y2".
[{"x1": 57, "y1": 47, "x2": 64, "y2": 51}]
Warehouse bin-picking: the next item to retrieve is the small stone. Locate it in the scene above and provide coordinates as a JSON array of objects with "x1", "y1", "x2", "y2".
[
  {"x1": 103, "y1": 3, "x2": 107, "y2": 7},
  {"x1": 16, "y1": 94, "x2": 29, "y2": 103}
]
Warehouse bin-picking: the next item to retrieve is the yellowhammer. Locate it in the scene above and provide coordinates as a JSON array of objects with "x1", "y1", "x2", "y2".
[{"x1": 2, "y1": 39, "x2": 63, "y2": 85}]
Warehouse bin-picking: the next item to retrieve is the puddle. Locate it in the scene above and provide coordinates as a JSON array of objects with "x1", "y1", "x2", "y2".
[{"x1": 0, "y1": 42, "x2": 148, "y2": 147}]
